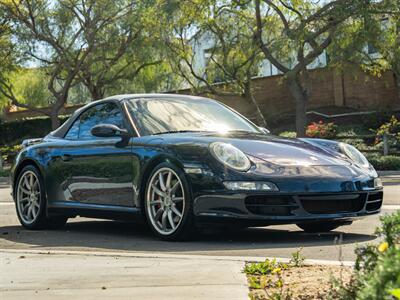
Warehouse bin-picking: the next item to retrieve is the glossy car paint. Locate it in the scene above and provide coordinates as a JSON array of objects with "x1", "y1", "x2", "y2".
[{"x1": 11, "y1": 94, "x2": 383, "y2": 225}]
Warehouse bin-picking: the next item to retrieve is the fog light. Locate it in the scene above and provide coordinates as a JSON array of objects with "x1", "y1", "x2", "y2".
[
  {"x1": 374, "y1": 178, "x2": 383, "y2": 188},
  {"x1": 223, "y1": 181, "x2": 279, "y2": 191}
]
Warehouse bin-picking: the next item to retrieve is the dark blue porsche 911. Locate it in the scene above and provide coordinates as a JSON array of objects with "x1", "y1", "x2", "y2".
[{"x1": 11, "y1": 94, "x2": 383, "y2": 240}]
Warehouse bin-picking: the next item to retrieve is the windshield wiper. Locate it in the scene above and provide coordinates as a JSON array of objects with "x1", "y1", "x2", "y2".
[
  {"x1": 225, "y1": 130, "x2": 255, "y2": 134},
  {"x1": 152, "y1": 130, "x2": 208, "y2": 135}
]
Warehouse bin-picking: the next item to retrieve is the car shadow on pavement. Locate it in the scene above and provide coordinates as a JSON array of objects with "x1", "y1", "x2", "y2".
[{"x1": 0, "y1": 219, "x2": 377, "y2": 253}]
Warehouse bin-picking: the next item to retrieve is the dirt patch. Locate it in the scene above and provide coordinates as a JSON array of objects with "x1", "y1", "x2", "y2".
[{"x1": 248, "y1": 265, "x2": 352, "y2": 300}]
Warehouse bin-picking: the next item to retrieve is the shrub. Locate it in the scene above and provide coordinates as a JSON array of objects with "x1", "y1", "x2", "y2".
[
  {"x1": 306, "y1": 121, "x2": 338, "y2": 139},
  {"x1": 279, "y1": 131, "x2": 297, "y2": 138},
  {"x1": 375, "y1": 116, "x2": 400, "y2": 152},
  {"x1": 366, "y1": 154, "x2": 400, "y2": 171},
  {"x1": 0, "y1": 116, "x2": 68, "y2": 146},
  {"x1": 244, "y1": 259, "x2": 288, "y2": 276},
  {"x1": 331, "y1": 211, "x2": 400, "y2": 300},
  {"x1": 0, "y1": 168, "x2": 10, "y2": 177},
  {"x1": 0, "y1": 144, "x2": 22, "y2": 164},
  {"x1": 376, "y1": 116, "x2": 400, "y2": 137},
  {"x1": 361, "y1": 111, "x2": 394, "y2": 130}
]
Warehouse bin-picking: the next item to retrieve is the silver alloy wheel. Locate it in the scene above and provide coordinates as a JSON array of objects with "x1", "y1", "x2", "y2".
[
  {"x1": 16, "y1": 170, "x2": 41, "y2": 224},
  {"x1": 146, "y1": 167, "x2": 185, "y2": 235}
]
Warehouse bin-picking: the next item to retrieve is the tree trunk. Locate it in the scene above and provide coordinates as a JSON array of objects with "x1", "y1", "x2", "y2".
[
  {"x1": 50, "y1": 112, "x2": 60, "y2": 130},
  {"x1": 244, "y1": 81, "x2": 268, "y2": 127},
  {"x1": 394, "y1": 71, "x2": 400, "y2": 102},
  {"x1": 287, "y1": 75, "x2": 308, "y2": 137},
  {"x1": 89, "y1": 85, "x2": 104, "y2": 101}
]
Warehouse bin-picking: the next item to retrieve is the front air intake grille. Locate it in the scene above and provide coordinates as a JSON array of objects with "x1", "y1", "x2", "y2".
[
  {"x1": 299, "y1": 193, "x2": 366, "y2": 214},
  {"x1": 366, "y1": 191, "x2": 383, "y2": 212},
  {"x1": 245, "y1": 195, "x2": 298, "y2": 216}
]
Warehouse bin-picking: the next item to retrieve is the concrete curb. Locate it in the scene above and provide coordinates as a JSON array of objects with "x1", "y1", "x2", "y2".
[{"x1": 0, "y1": 248, "x2": 355, "y2": 267}]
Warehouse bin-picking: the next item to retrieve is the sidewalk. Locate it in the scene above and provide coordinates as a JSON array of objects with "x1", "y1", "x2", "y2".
[{"x1": 0, "y1": 250, "x2": 249, "y2": 300}]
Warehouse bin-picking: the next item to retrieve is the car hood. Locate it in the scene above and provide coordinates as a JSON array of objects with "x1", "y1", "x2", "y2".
[{"x1": 158, "y1": 131, "x2": 350, "y2": 167}]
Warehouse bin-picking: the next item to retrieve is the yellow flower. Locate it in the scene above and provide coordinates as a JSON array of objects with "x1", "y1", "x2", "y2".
[
  {"x1": 378, "y1": 242, "x2": 389, "y2": 253},
  {"x1": 272, "y1": 267, "x2": 282, "y2": 274}
]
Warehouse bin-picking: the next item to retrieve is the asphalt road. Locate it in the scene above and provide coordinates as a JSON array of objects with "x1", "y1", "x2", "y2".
[{"x1": 0, "y1": 184, "x2": 398, "y2": 262}]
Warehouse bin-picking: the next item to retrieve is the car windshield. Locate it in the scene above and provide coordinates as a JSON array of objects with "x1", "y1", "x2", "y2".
[{"x1": 126, "y1": 97, "x2": 261, "y2": 136}]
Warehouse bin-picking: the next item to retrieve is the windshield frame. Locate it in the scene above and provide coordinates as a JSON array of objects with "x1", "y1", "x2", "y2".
[{"x1": 123, "y1": 96, "x2": 264, "y2": 137}]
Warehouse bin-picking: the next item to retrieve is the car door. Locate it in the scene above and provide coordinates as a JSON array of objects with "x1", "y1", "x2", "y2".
[{"x1": 59, "y1": 101, "x2": 134, "y2": 207}]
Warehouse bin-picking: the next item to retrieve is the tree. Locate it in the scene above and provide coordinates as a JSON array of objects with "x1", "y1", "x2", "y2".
[
  {"x1": 253, "y1": 0, "x2": 368, "y2": 136},
  {"x1": 1, "y1": 0, "x2": 164, "y2": 129},
  {"x1": 74, "y1": 0, "x2": 164, "y2": 100},
  {"x1": 161, "y1": 1, "x2": 267, "y2": 126},
  {"x1": 0, "y1": 68, "x2": 53, "y2": 108},
  {"x1": 339, "y1": 0, "x2": 400, "y2": 101},
  {"x1": 0, "y1": 0, "x2": 96, "y2": 128}
]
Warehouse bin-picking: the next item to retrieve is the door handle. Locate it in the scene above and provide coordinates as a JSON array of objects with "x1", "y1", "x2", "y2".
[{"x1": 61, "y1": 154, "x2": 73, "y2": 162}]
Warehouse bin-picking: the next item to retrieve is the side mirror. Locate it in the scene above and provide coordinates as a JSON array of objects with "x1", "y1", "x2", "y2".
[
  {"x1": 91, "y1": 124, "x2": 129, "y2": 138},
  {"x1": 258, "y1": 127, "x2": 270, "y2": 134}
]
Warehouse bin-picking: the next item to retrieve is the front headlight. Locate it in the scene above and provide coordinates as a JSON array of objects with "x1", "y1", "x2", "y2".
[
  {"x1": 210, "y1": 142, "x2": 251, "y2": 171},
  {"x1": 339, "y1": 143, "x2": 370, "y2": 168}
]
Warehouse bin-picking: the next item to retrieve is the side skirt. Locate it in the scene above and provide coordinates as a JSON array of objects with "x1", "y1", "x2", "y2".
[{"x1": 48, "y1": 201, "x2": 144, "y2": 221}]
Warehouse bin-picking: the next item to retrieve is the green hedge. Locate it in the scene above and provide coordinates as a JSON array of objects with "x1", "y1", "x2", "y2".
[
  {"x1": 366, "y1": 155, "x2": 400, "y2": 171},
  {"x1": 0, "y1": 116, "x2": 68, "y2": 146}
]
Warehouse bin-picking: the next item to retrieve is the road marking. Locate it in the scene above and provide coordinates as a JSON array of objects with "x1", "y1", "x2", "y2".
[
  {"x1": 0, "y1": 202, "x2": 13, "y2": 206},
  {"x1": 0, "y1": 248, "x2": 355, "y2": 266}
]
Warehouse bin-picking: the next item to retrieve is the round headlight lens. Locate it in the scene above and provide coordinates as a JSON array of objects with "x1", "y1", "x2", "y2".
[
  {"x1": 339, "y1": 143, "x2": 370, "y2": 168},
  {"x1": 210, "y1": 142, "x2": 251, "y2": 171}
]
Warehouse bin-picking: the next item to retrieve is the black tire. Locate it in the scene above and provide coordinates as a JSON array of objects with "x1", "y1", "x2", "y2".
[
  {"x1": 14, "y1": 165, "x2": 68, "y2": 230},
  {"x1": 297, "y1": 221, "x2": 350, "y2": 233},
  {"x1": 143, "y1": 162, "x2": 195, "y2": 241}
]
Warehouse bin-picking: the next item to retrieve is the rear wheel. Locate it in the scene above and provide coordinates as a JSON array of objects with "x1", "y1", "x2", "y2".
[
  {"x1": 297, "y1": 221, "x2": 350, "y2": 233},
  {"x1": 15, "y1": 165, "x2": 68, "y2": 230},
  {"x1": 144, "y1": 162, "x2": 194, "y2": 241}
]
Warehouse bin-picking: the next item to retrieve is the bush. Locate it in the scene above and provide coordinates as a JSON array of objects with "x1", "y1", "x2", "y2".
[
  {"x1": 1, "y1": 144, "x2": 22, "y2": 164},
  {"x1": 0, "y1": 116, "x2": 68, "y2": 146},
  {"x1": 306, "y1": 121, "x2": 338, "y2": 139},
  {"x1": 366, "y1": 154, "x2": 400, "y2": 171},
  {"x1": 376, "y1": 116, "x2": 400, "y2": 137},
  {"x1": 362, "y1": 111, "x2": 394, "y2": 130},
  {"x1": 279, "y1": 131, "x2": 297, "y2": 138},
  {"x1": 0, "y1": 168, "x2": 10, "y2": 177},
  {"x1": 331, "y1": 211, "x2": 400, "y2": 300}
]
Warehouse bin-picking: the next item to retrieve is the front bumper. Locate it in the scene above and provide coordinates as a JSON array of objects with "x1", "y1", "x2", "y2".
[{"x1": 193, "y1": 189, "x2": 383, "y2": 225}]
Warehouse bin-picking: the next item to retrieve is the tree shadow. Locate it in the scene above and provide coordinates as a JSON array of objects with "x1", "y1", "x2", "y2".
[{"x1": 0, "y1": 218, "x2": 377, "y2": 255}]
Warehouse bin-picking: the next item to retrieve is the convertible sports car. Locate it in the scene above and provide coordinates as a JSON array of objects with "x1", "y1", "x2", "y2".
[{"x1": 11, "y1": 94, "x2": 383, "y2": 240}]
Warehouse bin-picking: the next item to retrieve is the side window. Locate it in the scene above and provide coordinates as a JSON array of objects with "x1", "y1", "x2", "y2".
[
  {"x1": 64, "y1": 118, "x2": 80, "y2": 140},
  {"x1": 79, "y1": 102, "x2": 125, "y2": 140}
]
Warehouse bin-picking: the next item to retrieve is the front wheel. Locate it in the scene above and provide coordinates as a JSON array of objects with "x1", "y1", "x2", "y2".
[
  {"x1": 297, "y1": 221, "x2": 351, "y2": 233},
  {"x1": 144, "y1": 162, "x2": 195, "y2": 241}
]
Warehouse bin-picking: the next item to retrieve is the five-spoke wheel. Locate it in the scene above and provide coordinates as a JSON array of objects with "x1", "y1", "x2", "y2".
[{"x1": 145, "y1": 163, "x2": 194, "y2": 240}]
